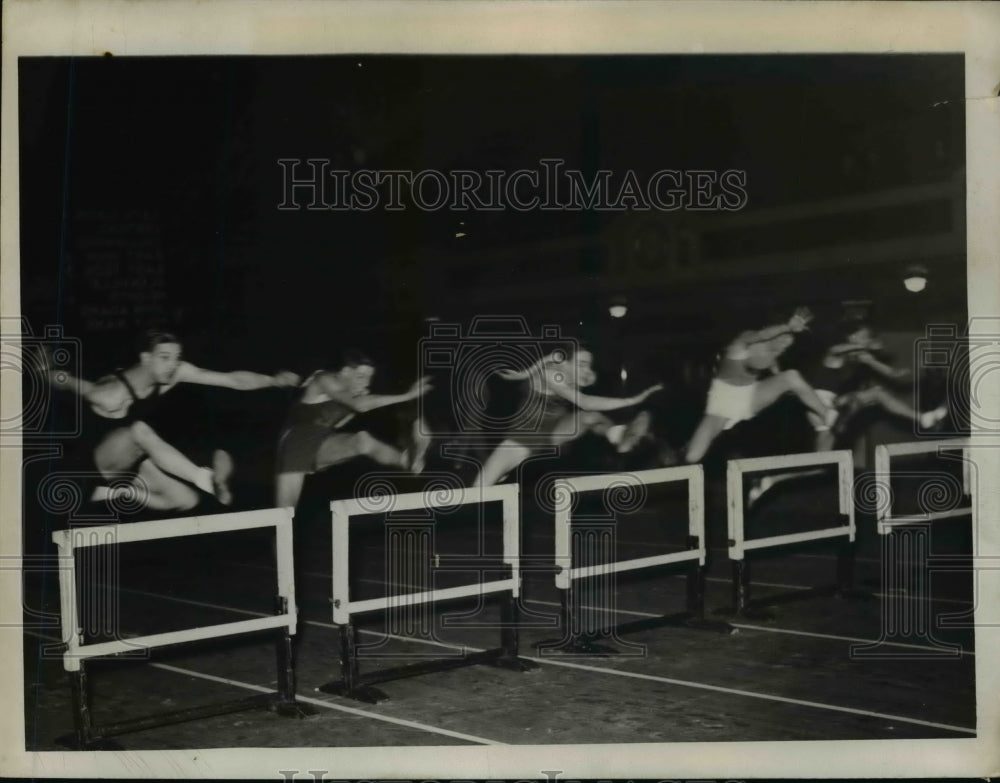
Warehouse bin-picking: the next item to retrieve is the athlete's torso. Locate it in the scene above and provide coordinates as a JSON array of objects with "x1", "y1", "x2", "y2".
[
  {"x1": 88, "y1": 370, "x2": 164, "y2": 422},
  {"x1": 284, "y1": 372, "x2": 356, "y2": 429}
]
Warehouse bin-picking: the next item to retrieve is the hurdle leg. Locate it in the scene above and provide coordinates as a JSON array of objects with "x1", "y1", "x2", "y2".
[
  {"x1": 675, "y1": 561, "x2": 737, "y2": 633},
  {"x1": 69, "y1": 666, "x2": 94, "y2": 749},
  {"x1": 493, "y1": 594, "x2": 538, "y2": 672},
  {"x1": 318, "y1": 620, "x2": 389, "y2": 704},
  {"x1": 721, "y1": 557, "x2": 775, "y2": 620},
  {"x1": 535, "y1": 581, "x2": 619, "y2": 656},
  {"x1": 568, "y1": 578, "x2": 622, "y2": 656},
  {"x1": 834, "y1": 530, "x2": 873, "y2": 602},
  {"x1": 54, "y1": 663, "x2": 123, "y2": 750},
  {"x1": 733, "y1": 559, "x2": 750, "y2": 613},
  {"x1": 270, "y1": 616, "x2": 315, "y2": 717},
  {"x1": 686, "y1": 559, "x2": 705, "y2": 619},
  {"x1": 533, "y1": 589, "x2": 578, "y2": 654},
  {"x1": 836, "y1": 540, "x2": 855, "y2": 595}
]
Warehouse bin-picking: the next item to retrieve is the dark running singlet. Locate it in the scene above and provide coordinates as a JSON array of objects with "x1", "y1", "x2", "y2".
[
  {"x1": 114, "y1": 370, "x2": 163, "y2": 423},
  {"x1": 276, "y1": 396, "x2": 358, "y2": 473},
  {"x1": 74, "y1": 370, "x2": 165, "y2": 491},
  {"x1": 506, "y1": 383, "x2": 573, "y2": 448}
]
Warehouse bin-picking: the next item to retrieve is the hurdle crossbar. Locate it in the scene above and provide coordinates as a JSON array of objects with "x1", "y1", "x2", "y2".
[
  {"x1": 543, "y1": 465, "x2": 730, "y2": 654},
  {"x1": 728, "y1": 450, "x2": 854, "y2": 560},
  {"x1": 726, "y1": 450, "x2": 857, "y2": 616},
  {"x1": 554, "y1": 465, "x2": 706, "y2": 588},
  {"x1": 50, "y1": 507, "x2": 310, "y2": 749},
  {"x1": 874, "y1": 438, "x2": 972, "y2": 535},
  {"x1": 321, "y1": 482, "x2": 536, "y2": 703}
]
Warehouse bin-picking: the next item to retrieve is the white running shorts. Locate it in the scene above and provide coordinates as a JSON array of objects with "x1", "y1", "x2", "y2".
[{"x1": 705, "y1": 379, "x2": 756, "y2": 430}]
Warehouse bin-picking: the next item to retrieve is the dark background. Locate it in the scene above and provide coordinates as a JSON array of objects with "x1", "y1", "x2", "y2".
[{"x1": 19, "y1": 54, "x2": 967, "y2": 503}]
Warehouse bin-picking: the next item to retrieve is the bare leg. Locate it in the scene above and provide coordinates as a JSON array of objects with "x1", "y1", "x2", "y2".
[
  {"x1": 473, "y1": 439, "x2": 532, "y2": 487},
  {"x1": 847, "y1": 386, "x2": 948, "y2": 430},
  {"x1": 849, "y1": 386, "x2": 915, "y2": 419},
  {"x1": 549, "y1": 410, "x2": 649, "y2": 453},
  {"x1": 615, "y1": 410, "x2": 652, "y2": 453},
  {"x1": 92, "y1": 426, "x2": 148, "y2": 480},
  {"x1": 747, "y1": 399, "x2": 835, "y2": 506},
  {"x1": 126, "y1": 421, "x2": 215, "y2": 495},
  {"x1": 129, "y1": 459, "x2": 200, "y2": 511},
  {"x1": 743, "y1": 377, "x2": 834, "y2": 505},
  {"x1": 752, "y1": 370, "x2": 829, "y2": 420},
  {"x1": 684, "y1": 414, "x2": 729, "y2": 463},
  {"x1": 276, "y1": 471, "x2": 307, "y2": 508},
  {"x1": 211, "y1": 449, "x2": 234, "y2": 505},
  {"x1": 316, "y1": 430, "x2": 406, "y2": 472},
  {"x1": 747, "y1": 466, "x2": 829, "y2": 506},
  {"x1": 408, "y1": 417, "x2": 432, "y2": 474},
  {"x1": 806, "y1": 410, "x2": 837, "y2": 451},
  {"x1": 549, "y1": 410, "x2": 614, "y2": 445}
]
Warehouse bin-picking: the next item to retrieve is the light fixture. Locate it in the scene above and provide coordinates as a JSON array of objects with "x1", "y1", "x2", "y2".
[
  {"x1": 903, "y1": 265, "x2": 928, "y2": 293},
  {"x1": 609, "y1": 296, "x2": 628, "y2": 319}
]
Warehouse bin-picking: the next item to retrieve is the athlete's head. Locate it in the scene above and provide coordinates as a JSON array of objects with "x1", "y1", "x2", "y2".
[
  {"x1": 137, "y1": 330, "x2": 183, "y2": 385},
  {"x1": 573, "y1": 348, "x2": 597, "y2": 387},
  {"x1": 549, "y1": 345, "x2": 596, "y2": 388},
  {"x1": 334, "y1": 349, "x2": 375, "y2": 396},
  {"x1": 841, "y1": 318, "x2": 875, "y2": 347}
]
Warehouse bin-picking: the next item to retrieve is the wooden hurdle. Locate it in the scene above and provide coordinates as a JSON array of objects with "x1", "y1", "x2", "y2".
[
  {"x1": 50, "y1": 507, "x2": 311, "y2": 750},
  {"x1": 726, "y1": 450, "x2": 857, "y2": 617},
  {"x1": 319, "y1": 482, "x2": 537, "y2": 703},
  {"x1": 874, "y1": 438, "x2": 972, "y2": 535},
  {"x1": 540, "y1": 465, "x2": 732, "y2": 656}
]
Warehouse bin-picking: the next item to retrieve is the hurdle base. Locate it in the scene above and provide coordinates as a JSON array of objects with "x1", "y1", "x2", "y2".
[
  {"x1": 320, "y1": 647, "x2": 536, "y2": 703},
  {"x1": 677, "y1": 616, "x2": 739, "y2": 635},
  {"x1": 492, "y1": 654, "x2": 539, "y2": 672},
  {"x1": 317, "y1": 682, "x2": 391, "y2": 705},
  {"x1": 269, "y1": 699, "x2": 319, "y2": 718},
  {"x1": 56, "y1": 692, "x2": 305, "y2": 749},
  {"x1": 714, "y1": 605, "x2": 776, "y2": 621},
  {"x1": 534, "y1": 636, "x2": 622, "y2": 656},
  {"x1": 718, "y1": 583, "x2": 875, "y2": 619},
  {"x1": 535, "y1": 611, "x2": 736, "y2": 655}
]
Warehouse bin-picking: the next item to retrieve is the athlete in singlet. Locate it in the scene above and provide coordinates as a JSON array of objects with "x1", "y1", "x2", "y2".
[
  {"x1": 684, "y1": 307, "x2": 834, "y2": 464},
  {"x1": 745, "y1": 318, "x2": 951, "y2": 506},
  {"x1": 47, "y1": 330, "x2": 300, "y2": 511},
  {"x1": 473, "y1": 347, "x2": 663, "y2": 487},
  {"x1": 274, "y1": 350, "x2": 432, "y2": 508},
  {"x1": 802, "y1": 320, "x2": 948, "y2": 450}
]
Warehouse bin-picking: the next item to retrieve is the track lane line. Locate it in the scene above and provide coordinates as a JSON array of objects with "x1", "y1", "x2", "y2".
[
  {"x1": 521, "y1": 598, "x2": 976, "y2": 657},
  {"x1": 21, "y1": 629, "x2": 504, "y2": 746},
  {"x1": 97, "y1": 580, "x2": 976, "y2": 658},
  {"x1": 215, "y1": 558, "x2": 975, "y2": 606},
  {"x1": 44, "y1": 588, "x2": 977, "y2": 735}
]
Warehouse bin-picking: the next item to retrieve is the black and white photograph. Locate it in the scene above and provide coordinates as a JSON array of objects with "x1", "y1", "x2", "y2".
[{"x1": 2, "y1": 1, "x2": 999, "y2": 779}]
